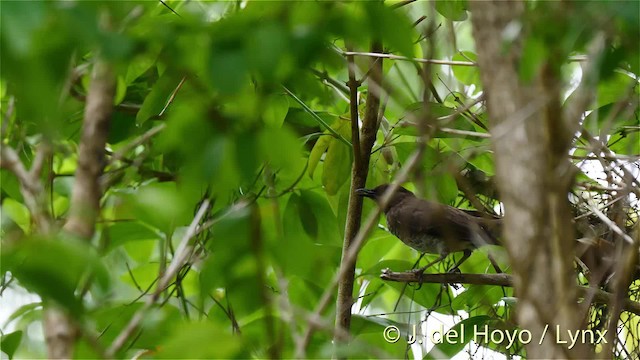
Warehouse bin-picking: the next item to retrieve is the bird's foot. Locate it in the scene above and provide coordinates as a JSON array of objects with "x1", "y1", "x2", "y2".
[
  {"x1": 411, "y1": 267, "x2": 427, "y2": 289},
  {"x1": 447, "y1": 267, "x2": 461, "y2": 274},
  {"x1": 446, "y1": 267, "x2": 462, "y2": 289}
]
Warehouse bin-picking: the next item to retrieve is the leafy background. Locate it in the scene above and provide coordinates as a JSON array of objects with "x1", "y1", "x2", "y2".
[{"x1": 1, "y1": 1, "x2": 638, "y2": 359}]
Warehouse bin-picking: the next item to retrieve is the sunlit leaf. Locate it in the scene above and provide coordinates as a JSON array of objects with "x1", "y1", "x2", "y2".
[
  {"x1": 2, "y1": 198, "x2": 31, "y2": 233},
  {"x1": 452, "y1": 52, "x2": 480, "y2": 86},
  {"x1": 435, "y1": 0, "x2": 468, "y2": 21},
  {"x1": 308, "y1": 134, "x2": 332, "y2": 179},
  {"x1": 424, "y1": 316, "x2": 492, "y2": 359},
  {"x1": 322, "y1": 121, "x2": 352, "y2": 195}
]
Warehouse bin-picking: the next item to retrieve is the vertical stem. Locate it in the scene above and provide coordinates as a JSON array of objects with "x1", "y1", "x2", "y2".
[{"x1": 333, "y1": 41, "x2": 383, "y2": 355}]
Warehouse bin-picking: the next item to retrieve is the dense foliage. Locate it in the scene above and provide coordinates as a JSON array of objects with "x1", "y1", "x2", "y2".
[{"x1": 1, "y1": 1, "x2": 638, "y2": 358}]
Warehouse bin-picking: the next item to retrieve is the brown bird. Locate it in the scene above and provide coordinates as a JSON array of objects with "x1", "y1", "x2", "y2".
[{"x1": 356, "y1": 184, "x2": 502, "y2": 273}]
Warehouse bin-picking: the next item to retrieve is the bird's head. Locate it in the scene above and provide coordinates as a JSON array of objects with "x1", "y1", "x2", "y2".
[{"x1": 356, "y1": 184, "x2": 414, "y2": 211}]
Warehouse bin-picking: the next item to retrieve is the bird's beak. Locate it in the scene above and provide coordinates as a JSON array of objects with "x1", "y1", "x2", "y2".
[{"x1": 355, "y1": 188, "x2": 376, "y2": 198}]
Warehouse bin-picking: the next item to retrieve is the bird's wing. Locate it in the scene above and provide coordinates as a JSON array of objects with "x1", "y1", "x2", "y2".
[
  {"x1": 395, "y1": 199, "x2": 477, "y2": 252},
  {"x1": 444, "y1": 207, "x2": 500, "y2": 247}
]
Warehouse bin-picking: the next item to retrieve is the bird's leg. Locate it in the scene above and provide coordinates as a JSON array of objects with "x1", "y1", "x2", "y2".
[
  {"x1": 412, "y1": 253, "x2": 447, "y2": 288},
  {"x1": 412, "y1": 253, "x2": 427, "y2": 270},
  {"x1": 448, "y1": 249, "x2": 472, "y2": 273},
  {"x1": 487, "y1": 253, "x2": 503, "y2": 273},
  {"x1": 393, "y1": 253, "x2": 428, "y2": 310}
]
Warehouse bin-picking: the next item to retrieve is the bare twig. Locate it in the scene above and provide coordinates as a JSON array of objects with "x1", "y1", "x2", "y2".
[
  {"x1": 583, "y1": 204, "x2": 635, "y2": 245},
  {"x1": 157, "y1": 76, "x2": 186, "y2": 118},
  {"x1": 342, "y1": 50, "x2": 588, "y2": 65},
  {"x1": 110, "y1": 123, "x2": 167, "y2": 164},
  {"x1": 341, "y1": 51, "x2": 476, "y2": 66},
  {"x1": 0, "y1": 145, "x2": 39, "y2": 193}
]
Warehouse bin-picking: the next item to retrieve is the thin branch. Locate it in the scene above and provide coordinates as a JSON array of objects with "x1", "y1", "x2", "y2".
[
  {"x1": 282, "y1": 86, "x2": 351, "y2": 147},
  {"x1": 297, "y1": 149, "x2": 427, "y2": 356},
  {"x1": 342, "y1": 51, "x2": 588, "y2": 66},
  {"x1": 390, "y1": 0, "x2": 416, "y2": 9},
  {"x1": 157, "y1": 76, "x2": 187, "y2": 118},
  {"x1": 110, "y1": 123, "x2": 166, "y2": 164},
  {"x1": 0, "y1": 145, "x2": 38, "y2": 193},
  {"x1": 395, "y1": 121, "x2": 492, "y2": 139},
  {"x1": 584, "y1": 203, "x2": 635, "y2": 245},
  {"x1": 0, "y1": 128, "x2": 52, "y2": 233},
  {"x1": 331, "y1": 43, "x2": 365, "y2": 354},
  {"x1": 1, "y1": 95, "x2": 16, "y2": 138},
  {"x1": 105, "y1": 200, "x2": 210, "y2": 357},
  {"x1": 29, "y1": 142, "x2": 51, "y2": 179},
  {"x1": 341, "y1": 51, "x2": 477, "y2": 66}
]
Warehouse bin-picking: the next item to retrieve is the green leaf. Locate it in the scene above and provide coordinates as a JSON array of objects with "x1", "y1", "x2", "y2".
[
  {"x1": 277, "y1": 193, "x2": 317, "y2": 275},
  {"x1": 125, "y1": 47, "x2": 161, "y2": 84},
  {"x1": 2, "y1": 198, "x2": 31, "y2": 233},
  {"x1": 263, "y1": 94, "x2": 289, "y2": 128},
  {"x1": 321, "y1": 121, "x2": 352, "y2": 195},
  {"x1": 200, "y1": 204, "x2": 253, "y2": 294},
  {"x1": 0, "y1": 171, "x2": 22, "y2": 202},
  {"x1": 2, "y1": 237, "x2": 110, "y2": 315},
  {"x1": 451, "y1": 285, "x2": 505, "y2": 311},
  {"x1": 435, "y1": 0, "x2": 468, "y2": 21},
  {"x1": 430, "y1": 172, "x2": 459, "y2": 205},
  {"x1": 467, "y1": 152, "x2": 495, "y2": 176},
  {"x1": 123, "y1": 181, "x2": 192, "y2": 234},
  {"x1": 113, "y1": 76, "x2": 127, "y2": 105},
  {"x1": 452, "y1": 52, "x2": 480, "y2": 86},
  {"x1": 52, "y1": 195, "x2": 69, "y2": 218},
  {"x1": 209, "y1": 50, "x2": 248, "y2": 95},
  {"x1": 1, "y1": 331, "x2": 22, "y2": 360},
  {"x1": 136, "y1": 72, "x2": 182, "y2": 124},
  {"x1": 393, "y1": 143, "x2": 460, "y2": 203},
  {"x1": 308, "y1": 134, "x2": 332, "y2": 179},
  {"x1": 0, "y1": 1, "x2": 45, "y2": 55},
  {"x1": 351, "y1": 314, "x2": 410, "y2": 336},
  {"x1": 594, "y1": 71, "x2": 638, "y2": 109},
  {"x1": 363, "y1": 2, "x2": 414, "y2": 56},
  {"x1": 609, "y1": 128, "x2": 640, "y2": 155},
  {"x1": 424, "y1": 316, "x2": 492, "y2": 359},
  {"x1": 235, "y1": 132, "x2": 260, "y2": 181},
  {"x1": 106, "y1": 221, "x2": 159, "y2": 250},
  {"x1": 247, "y1": 22, "x2": 291, "y2": 82},
  {"x1": 258, "y1": 126, "x2": 303, "y2": 174},
  {"x1": 298, "y1": 190, "x2": 340, "y2": 245},
  {"x1": 108, "y1": 111, "x2": 137, "y2": 144},
  {"x1": 3, "y1": 302, "x2": 41, "y2": 329},
  {"x1": 155, "y1": 321, "x2": 245, "y2": 359},
  {"x1": 120, "y1": 262, "x2": 158, "y2": 291}
]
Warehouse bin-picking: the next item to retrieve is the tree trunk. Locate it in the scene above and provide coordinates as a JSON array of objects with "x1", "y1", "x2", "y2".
[
  {"x1": 470, "y1": 1, "x2": 589, "y2": 358},
  {"x1": 44, "y1": 59, "x2": 115, "y2": 359}
]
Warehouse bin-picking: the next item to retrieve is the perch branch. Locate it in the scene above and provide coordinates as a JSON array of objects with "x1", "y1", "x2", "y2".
[{"x1": 380, "y1": 270, "x2": 640, "y2": 316}]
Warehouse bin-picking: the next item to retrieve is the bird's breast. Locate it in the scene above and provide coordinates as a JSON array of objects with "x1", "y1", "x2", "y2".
[{"x1": 387, "y1": 216, "x2": 474, "y2": 256}]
